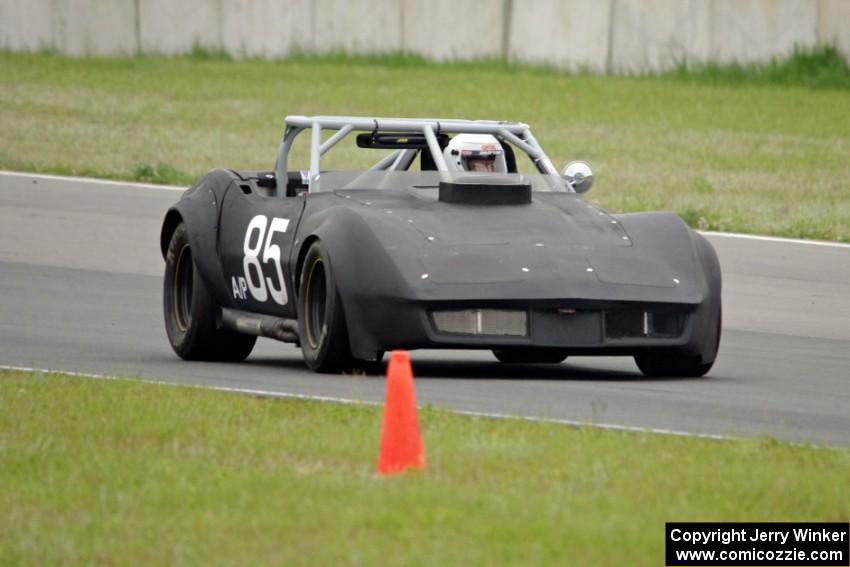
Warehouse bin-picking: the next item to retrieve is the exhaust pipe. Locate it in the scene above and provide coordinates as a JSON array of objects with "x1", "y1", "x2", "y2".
[{"x1": 220, "y1": 308, "x2": 299, "y2": 343}]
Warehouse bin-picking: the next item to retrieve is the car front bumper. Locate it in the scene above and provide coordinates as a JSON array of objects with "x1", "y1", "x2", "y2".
[{"x1": 345, "y1": 296, "x2": 710, "y2": 360}]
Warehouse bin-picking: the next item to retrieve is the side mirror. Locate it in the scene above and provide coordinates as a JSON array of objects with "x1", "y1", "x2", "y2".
[{"x1": 563, "y1": 161, "x2": 594, "y2": 194}]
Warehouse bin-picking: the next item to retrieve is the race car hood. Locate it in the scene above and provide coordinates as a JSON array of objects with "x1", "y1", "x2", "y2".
[{"x1": 315, "y1": 188, "x2": 706, "y2": 306}]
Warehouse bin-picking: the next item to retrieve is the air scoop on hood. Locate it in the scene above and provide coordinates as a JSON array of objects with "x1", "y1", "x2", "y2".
[{"x1": 438, "y1": 175, "x2": 532, "y2": 205}]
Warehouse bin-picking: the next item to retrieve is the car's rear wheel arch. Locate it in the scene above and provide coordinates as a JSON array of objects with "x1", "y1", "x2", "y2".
[{"x1": 160, "y1": 209, "x2": 184, "y2": 259}]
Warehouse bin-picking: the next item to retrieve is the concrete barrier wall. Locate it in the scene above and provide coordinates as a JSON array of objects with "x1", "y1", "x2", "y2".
[
  {"x1": 709, "y1": 0, "x2": 818, "y2": 64},
  {"x1": 53, "y1": 0, "x2": 138, "y2": 55},
  {"x1": 609, "y1": 0, "x2": 714, "y2": 72},
  {"x1": 0, "y1": 0, "x2": 53, "y2": 52},
  {"x1": 509, "y1": 0, "x2": 612, "y2": 71},
  {"x1": 402, "y1": 0, "x2": 505, "y2": 60},
  {"x1": 818, "y1": 0, "x2": 850, "y2": 60},
  {"x1": 138, "y1": 0, "x2": 219, "y2": 55},
  {"x1": 1, "y1": 0, "x2": 848, "y2": 70},
  {"x1": 221, "y1": 0, "x2": 310, "y2": 57}
]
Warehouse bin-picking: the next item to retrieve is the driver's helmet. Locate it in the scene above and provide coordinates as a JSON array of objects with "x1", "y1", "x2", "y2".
[{"x1": 443, "y1": 134, "x2": 508, "y2": 173}]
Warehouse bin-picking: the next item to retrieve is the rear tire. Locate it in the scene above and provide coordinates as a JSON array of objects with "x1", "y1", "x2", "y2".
[
  {"x1": 297, "y1": 241, "x2": 353, "y2": 373},
  {"x1": 492, "y1": 347, "x2": 568, "y2": 364},
  {"x1": 163, "y1": 223, "x2": 256, "y2": 361}
]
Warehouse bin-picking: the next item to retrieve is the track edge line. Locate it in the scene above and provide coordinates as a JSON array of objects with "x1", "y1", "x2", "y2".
[
  {"x1": 0, "y1": 170, "x2": 187, "y2": 192},
  {"x1": 2, "y1": 363, "x2": 738, "y2": 443}
]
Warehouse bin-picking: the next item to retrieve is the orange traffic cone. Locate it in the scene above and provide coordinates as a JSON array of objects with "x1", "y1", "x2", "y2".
[{"x1": 377, "y1": 350, "x2": 426, "y2": 475}]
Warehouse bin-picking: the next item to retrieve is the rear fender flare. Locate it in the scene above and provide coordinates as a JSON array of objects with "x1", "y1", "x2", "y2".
[{"x1": 160, "y1": 169, "x2": 239, "y2": 307}]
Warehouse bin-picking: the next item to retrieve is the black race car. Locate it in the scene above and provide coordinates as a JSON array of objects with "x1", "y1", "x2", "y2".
[{"x1": 161, "y1": 115, "x2": 721, "y2": 376}]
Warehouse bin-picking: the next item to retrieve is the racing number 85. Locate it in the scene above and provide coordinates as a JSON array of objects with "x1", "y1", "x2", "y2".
[{"x1": 243, "y1": 215, "x2": 290, "y2": 305}]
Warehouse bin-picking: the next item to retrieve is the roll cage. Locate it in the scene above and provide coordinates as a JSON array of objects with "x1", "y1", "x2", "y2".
[{"x1": 274, "y1": 115, "x2": 560, "y2": 194}]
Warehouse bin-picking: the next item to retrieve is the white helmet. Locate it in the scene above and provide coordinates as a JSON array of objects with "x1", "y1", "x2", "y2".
[{"x1": 443, "y1": 134, "x2": 507, "y2": 173}]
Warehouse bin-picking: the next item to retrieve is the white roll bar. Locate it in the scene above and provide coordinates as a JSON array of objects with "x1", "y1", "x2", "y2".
[{"x1": 273, "y1": 115, "x2": 558, "y2": 192}]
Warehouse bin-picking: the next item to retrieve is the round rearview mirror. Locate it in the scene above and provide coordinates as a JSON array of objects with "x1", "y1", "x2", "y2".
[{"x1": 563, "y1": 161, "x2": 594, "y2": 194}]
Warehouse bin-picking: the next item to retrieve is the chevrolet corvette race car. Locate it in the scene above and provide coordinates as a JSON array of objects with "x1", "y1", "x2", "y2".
[{"x1": 161, "y1": 115, "x2": 721, "y2": 376}]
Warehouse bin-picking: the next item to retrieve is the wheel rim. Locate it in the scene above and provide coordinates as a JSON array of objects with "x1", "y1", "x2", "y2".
[
  {"x1": 173, "y1": 244, "x2": 193, "y2": 332},
  {"x1": 303, "y1": 257, "x2": 327, "y2": 349}
]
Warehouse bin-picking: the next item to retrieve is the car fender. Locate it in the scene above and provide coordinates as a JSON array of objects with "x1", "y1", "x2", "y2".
[
  {"x1": 612, "y1": 211, "x2": 712, "y2": 293},
  {"x1": 614, "y1": 211, "x2": 721, "y2": 360},
  {"x1": 688, "y1": 229, "x2": 722, "y2": 361},
  {"x1": 294, "y1": 201, "x2": 423, "y2": 359},
  {"x1": 160, "y1": 169, "x2": 239, "y2": 307}
]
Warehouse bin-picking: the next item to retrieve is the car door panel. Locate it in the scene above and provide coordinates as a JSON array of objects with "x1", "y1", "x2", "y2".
[{"x1": 218, "y1": 180, "x2": 305, "y2": 318}]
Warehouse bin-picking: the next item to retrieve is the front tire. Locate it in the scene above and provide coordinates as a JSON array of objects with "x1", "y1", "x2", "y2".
[
  {"x1": 634, "y1": 307, "x2": 721, "y2": 378},
  {"x1": 633, "y1": 351, "x2": 714, "y2": 378},
  {"x1": 297, "y1": 241, "x2": 353, "y2": 372},
  {"x1": 163, "y1": 222, "x2": 256, "y2": 361},
  {"x1": 492, "y1": 347, "x2": 568, "y2": 364}
]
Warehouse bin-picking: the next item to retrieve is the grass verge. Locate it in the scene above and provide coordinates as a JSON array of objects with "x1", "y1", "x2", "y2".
[
  {"x1": 1, "y1": 369, "x2": 848, "y2": 566},
  {"x1": 664, "y1": 46, "x2": 850, "y2": 90},
  {"x1": 1, "y1": 50, "x2": 849, "y2": 240}
]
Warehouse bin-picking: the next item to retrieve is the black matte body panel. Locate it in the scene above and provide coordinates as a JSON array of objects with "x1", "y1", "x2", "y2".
[{"x1": 162, "y1": 170, "x2": 722, "y2": 362}]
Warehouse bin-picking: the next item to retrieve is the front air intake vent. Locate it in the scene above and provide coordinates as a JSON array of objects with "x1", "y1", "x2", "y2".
[
  {"x1": 604, "y1": 309, "x2": 643, "y2": 338},
  {"x1": 604, "y1": 310, "x2": 685, "y2": 339},
  {"x1": 431, "y1": 309, "x2": 528, "y2": 337}
]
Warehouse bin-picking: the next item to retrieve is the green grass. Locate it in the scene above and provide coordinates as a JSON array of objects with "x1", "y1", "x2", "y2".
[
  {"x1": 130, "y1": 161, "x2": 186, "y2": 184},
  {"x1": 1, "y1": 370, "x2": 848, "y2": 566},
  {"x1": 1, "y1": 50, "x2": 849, "y2": 240},
  {"x1": 197, "y1": 46, "x2": 850, "y2": 89},
  {"x1": 665, "y1": 46, "x2": 850, "y2": 90}
]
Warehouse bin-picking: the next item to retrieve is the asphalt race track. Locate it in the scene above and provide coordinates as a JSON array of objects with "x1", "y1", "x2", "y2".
[{"x1": 2, "y1": 172, "x2": 849, "y2": 446}]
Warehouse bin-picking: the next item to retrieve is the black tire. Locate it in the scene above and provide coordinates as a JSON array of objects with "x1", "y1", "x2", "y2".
[
  {"x1": 634, "y1": 307, "x2": 721, "y2": 378},
  {"x1": 163, "y1": 223, "x2": 256, "y2": 361},
  {"x1": 297, "y1": 241, "x2": 353, "y2": 372},
  {"x1": 492, "y1": 347, "x2": 568, "y2": 364},
  {"x1": 633, "y1": 351, "x2": 714, "y2": 378}
]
